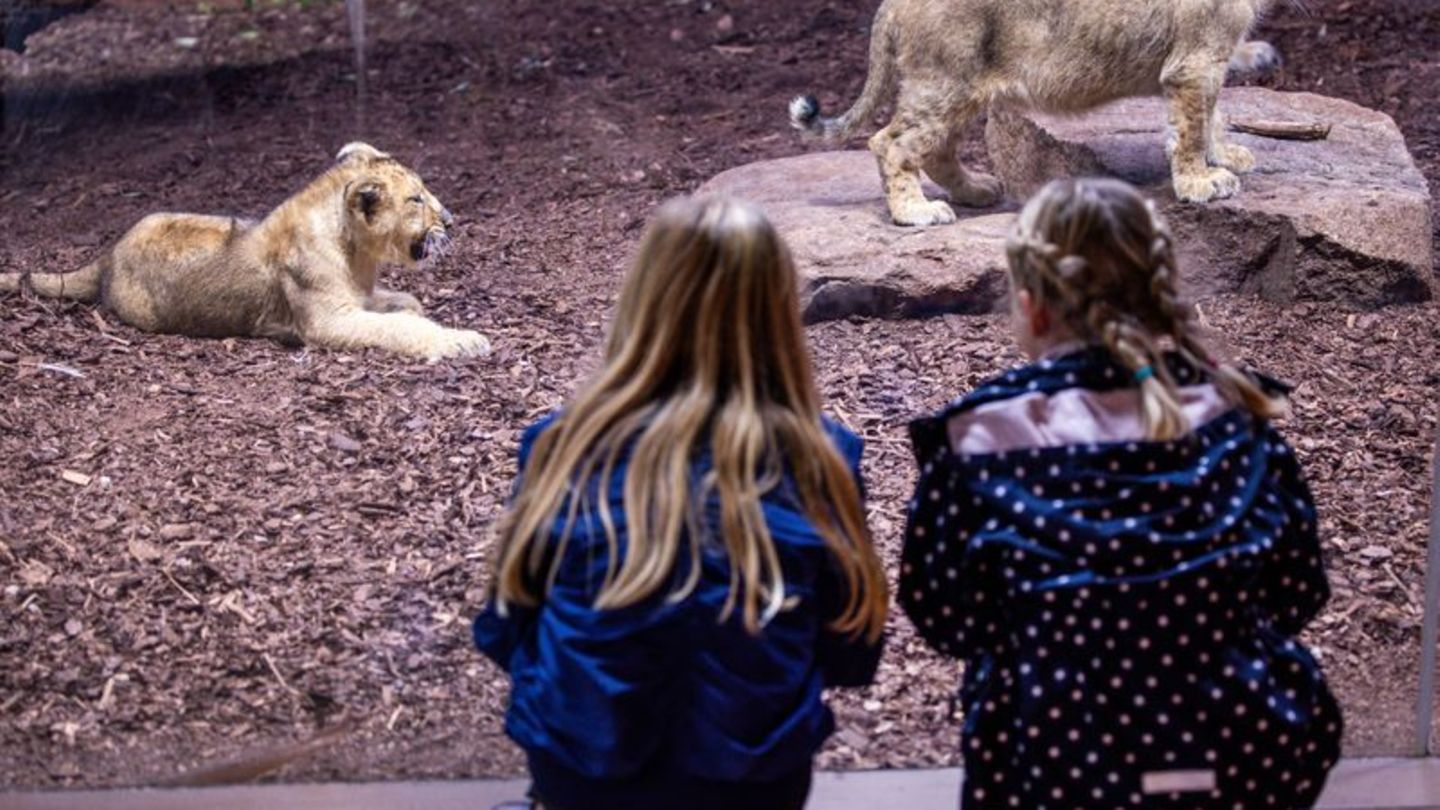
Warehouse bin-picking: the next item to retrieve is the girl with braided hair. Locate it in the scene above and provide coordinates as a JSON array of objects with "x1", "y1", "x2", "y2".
[{"x1": 901, "y1": 178, "x2": 1341, "y2": 808}]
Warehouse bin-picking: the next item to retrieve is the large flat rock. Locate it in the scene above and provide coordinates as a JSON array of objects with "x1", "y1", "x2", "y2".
[
  {"x1": 699, "y1": 90, "x2": 1431, "y2": 322},
  {"x1": 986, "y1": 87, "x2": 1434, "y2": 307},
  {"x1": 698, "y1": 151, "x2": 1014, "y2": 323}
]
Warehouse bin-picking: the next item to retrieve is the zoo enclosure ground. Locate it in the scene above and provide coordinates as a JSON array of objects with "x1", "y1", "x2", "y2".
[{"x1": 0, "y1": 0, "x2": 1437, "y2": 788}]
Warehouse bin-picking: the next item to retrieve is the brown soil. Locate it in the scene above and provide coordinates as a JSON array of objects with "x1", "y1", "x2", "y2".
[{"x1": 1, "y1": 0, "x2": 1436, "y2": 790}]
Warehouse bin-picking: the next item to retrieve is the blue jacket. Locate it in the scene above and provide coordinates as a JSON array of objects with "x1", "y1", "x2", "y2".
[
  {"x1": 474, "y1": 413, "x2": 883, "y2": 784},
  {"x1": 901, "y1": 348, "x2": 1341, "y2": 809}
]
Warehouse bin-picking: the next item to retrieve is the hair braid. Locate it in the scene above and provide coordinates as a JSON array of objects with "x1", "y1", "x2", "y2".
[
  {"x1": 1089, "y1": 299, "x2": 1189, "y2": 441},
  {"x1": 1139, "y1": 199, "x2": 1287, "y2": 423}
]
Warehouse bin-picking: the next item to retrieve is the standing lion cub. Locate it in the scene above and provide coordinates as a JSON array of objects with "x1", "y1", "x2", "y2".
[
  {"x1": 0, "y1": 143, "x2": 491, "y2": 360},
  {"x1": 791, "y1": 0, "x2": 1276, "y2": 226}
]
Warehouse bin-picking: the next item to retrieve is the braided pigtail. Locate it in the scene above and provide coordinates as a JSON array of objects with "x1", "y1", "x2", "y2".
[
  {"x1": 1140, "y1": 200, "x2": 1288, "y2": 423},
  {"x1": 1125, "y1": 201, "x2": 1197, "y2": 440},
  {"x1": 1089, "y1": 301, "x2": 1190, "y2": 441},
  {"x1": 1213, "y1": 358, "x2": 1289, "y2": 420}
]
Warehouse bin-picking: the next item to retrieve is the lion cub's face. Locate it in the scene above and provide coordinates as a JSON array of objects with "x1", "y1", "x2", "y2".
[{"x1": 339, "y1": 143, "x2": 454, "y2": 267}]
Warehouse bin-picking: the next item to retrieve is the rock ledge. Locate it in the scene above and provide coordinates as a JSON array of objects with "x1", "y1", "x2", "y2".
[{"x1": 986, "y1": 87, "x2": 1433, "y2": 308}]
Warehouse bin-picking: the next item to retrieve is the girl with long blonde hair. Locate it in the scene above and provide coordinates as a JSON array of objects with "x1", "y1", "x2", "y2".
[
  {"x1": 474, "y1": 196, "x2": 887, "y2": 810},
  {"x1": 901, "y1": 178, "x2": 1341, "y2": 808}
]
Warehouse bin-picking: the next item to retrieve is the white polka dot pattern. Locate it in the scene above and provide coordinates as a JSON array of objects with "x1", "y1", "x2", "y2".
[{"x1": 900, "y1": 351, "x2": 1342, "y2": 808}]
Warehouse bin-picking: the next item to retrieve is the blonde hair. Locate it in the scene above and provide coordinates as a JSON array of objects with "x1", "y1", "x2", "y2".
[
  {"x1": 492, "y1": 196, "x2": 887, "y2": 642},
  {"x1": 1006, "y1": 178, "x2": 1285, "y2": 440}
]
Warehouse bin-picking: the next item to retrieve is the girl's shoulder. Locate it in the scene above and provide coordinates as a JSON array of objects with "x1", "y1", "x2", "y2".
[
  {"x1": 518, "y1": 410, "x2": 564, "y2": 471},
  {"x1": 820, "y1": 415, "x2": 864, "y2": 469},
  {"x1": 521, "y1": 410, "x2": 562, "y2": 441}
]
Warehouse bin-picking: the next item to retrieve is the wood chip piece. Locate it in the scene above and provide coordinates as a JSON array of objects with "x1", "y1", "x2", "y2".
[
  {"x1": 1228, "y1": 118, "x2": 1332, "y2": 141},
  {"x1": 37, "y1": 363, "x2": 86, "y2": 379},
  {"x1": 328, "y1": 432, "x2": 362, "y2": 453},
  {"x1": 19, "y1": 561, "x2": 54, "y2": 586},
  {"x1": 60, "y1": 470, "x2": 92, "y2": 487},
  {"x1": 128, "y1": 536, "x2": 163, "y2": 563},
  {"x1": 158, "y1": 523, "x2": 194, "y2": 541}
]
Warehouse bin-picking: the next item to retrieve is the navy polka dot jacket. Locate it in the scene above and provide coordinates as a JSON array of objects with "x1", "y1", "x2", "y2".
[{"x1": 900, "y1": 349, "x2": 1342, "y2": 809}]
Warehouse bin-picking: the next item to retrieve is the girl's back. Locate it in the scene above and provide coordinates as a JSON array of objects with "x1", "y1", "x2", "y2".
[
  {"x1": 477, "y1": 414, "x2": 875, "y2": 785},
  {"x1": 901, "y1": 178, "x2": 1341, "y2": 808},
  {"x1": 474, "y1": 197, "x2": 887, "y2": 810},
  {"x1": 903, "y1": 348, "x2": 1340, "y2": 808}
]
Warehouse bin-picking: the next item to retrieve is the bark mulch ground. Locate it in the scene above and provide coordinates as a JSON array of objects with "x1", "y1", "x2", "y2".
[{"x1": 1, "y1": 0, "x2": 1437, "y2": 789}]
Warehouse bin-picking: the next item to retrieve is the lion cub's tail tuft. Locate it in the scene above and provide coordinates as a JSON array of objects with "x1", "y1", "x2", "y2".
[
  {"x1": 788, "y1": 95, "x2": 824, "y2": 134},
  {"x1": 1228, "y1": 40, "x2": 1283, "y2": 77},
  {"x1": 787, "y1": 0, "x2": 898, "y2": 144},
  {"x1": 0, "y1": 262, "x2": 103, "y2": 303}
]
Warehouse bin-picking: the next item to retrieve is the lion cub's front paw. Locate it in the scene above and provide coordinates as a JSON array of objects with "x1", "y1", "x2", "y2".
[
  {"x1": 1173, "y1": 168, "x2": 1241, "y2": 203},
  {"x1": 425, "y1": 328, "x2": 493, "y2": 361},
  {"x1": 891, "y1": 198, "x2": 958, "y2": 227},
  {"x1": 1211, "y1": 142, "x2": 1256, "y2": 174}
]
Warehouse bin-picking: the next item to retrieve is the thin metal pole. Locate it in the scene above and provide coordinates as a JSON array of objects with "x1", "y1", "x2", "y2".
[
  {"x1": 347, "y1": 0, "x2": 368, "y2": 136},
  {"x1": 1415, "y1": 431, "x2": 1440, "y2": 756}
]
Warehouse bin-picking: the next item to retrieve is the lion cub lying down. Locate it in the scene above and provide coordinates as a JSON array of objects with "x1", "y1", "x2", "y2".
[
  {"x1": 791, "y1": 0, "x2": 1278, "y2": 226},
  {"x1": 0, "y1": 143, "x2": 490, "y2": 360}
]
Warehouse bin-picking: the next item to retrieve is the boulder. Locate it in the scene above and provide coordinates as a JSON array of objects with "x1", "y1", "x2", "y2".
[
  {"x1": 699, "y1": 89, "x2": 1431, "y2": 323},
  {"x1": 986, "y1": 87, "x2": 1434, "y2": 307},
  {"x1": 698, "y1": 151, "x2": 1014, "y2": 323}
]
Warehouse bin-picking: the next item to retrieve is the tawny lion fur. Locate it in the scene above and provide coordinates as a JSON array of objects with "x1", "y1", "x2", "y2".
[
  {"x1": 0, "y1": 143, "x2": 490, "y2": 360},
  {"x1": 791, "y1": 0, "x2": 1279, "y2": 227}
]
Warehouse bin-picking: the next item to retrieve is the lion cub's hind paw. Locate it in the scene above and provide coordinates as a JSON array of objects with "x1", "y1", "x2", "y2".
[
  {"x1": 1173, "y1": 168, "x2": 1241, "y2": 203},
  {"x1": 1212, "y1": 143, "x2": 1256, "y2": 174},
  {"x1": 950, "y1": 172, "x2": 1005, "y2": 208},
  {"x1": 891, "y1": 198, "x2": 958, "y2": 227},
  {"x1": 426, "y1": 328, "x2": 493, "y2": 362},
  {"x1": 383, "y1": 292, "x2": 425, "y2": 315}
]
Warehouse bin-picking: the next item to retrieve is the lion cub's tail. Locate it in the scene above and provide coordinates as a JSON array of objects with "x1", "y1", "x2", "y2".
[
  {"x1": 0, "y1": 261, "x2": 103, "y2": 303},
  {"x1": 789, "y1": 0, "x2": 898, "y2": 143}
]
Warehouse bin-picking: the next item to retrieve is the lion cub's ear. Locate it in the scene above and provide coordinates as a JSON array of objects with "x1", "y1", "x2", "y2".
[
  {"x1": 346, "y1": 180, "x2": 386, "y2": 222},
  {"x1": 336, "y1": 142, "x2": 391, "y2": 163}
]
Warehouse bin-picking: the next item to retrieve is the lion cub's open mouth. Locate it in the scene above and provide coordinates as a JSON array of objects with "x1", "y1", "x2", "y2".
[{"x1": 410, "y1": 229, "x2": 451, "y2": 262}]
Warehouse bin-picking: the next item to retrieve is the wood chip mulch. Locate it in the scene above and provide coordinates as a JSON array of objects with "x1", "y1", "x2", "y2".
[{"x1": 1, "y1": 0, "x2": 1436, "y2": 789}]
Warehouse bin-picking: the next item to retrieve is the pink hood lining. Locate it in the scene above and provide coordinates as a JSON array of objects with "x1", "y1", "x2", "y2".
[{"x1": 946, "y1": 383, "x2": 1234, "y2": 456}]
